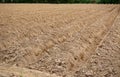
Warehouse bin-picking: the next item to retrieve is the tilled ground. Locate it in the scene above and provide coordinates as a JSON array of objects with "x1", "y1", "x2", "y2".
[{"x1": 0, "y1": 4, "x2": 120, "y2": 77}]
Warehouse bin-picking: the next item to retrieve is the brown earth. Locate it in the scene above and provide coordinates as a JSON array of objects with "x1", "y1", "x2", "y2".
[{"x1": 0, "y1": 4, "x2": 120, "y2": 77}]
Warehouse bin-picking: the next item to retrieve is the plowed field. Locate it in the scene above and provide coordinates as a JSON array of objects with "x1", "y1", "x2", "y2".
[{"x1": 0, "y1": 4, "x2": 120, "y2": 77}]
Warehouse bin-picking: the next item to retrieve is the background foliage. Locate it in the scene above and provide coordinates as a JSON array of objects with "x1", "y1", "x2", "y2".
[{"x1": 0, "y1": 0, "x2": 120, "y2": 3}]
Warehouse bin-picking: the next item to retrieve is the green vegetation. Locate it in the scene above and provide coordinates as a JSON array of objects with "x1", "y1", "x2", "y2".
[{"x1": 0, "y1": 0, "x2": 119, "y2": 3}]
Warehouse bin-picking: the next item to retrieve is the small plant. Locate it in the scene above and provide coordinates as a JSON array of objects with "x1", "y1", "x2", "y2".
[{"x1": 20, "y1": 75, "x2": 23, "y2": 77}]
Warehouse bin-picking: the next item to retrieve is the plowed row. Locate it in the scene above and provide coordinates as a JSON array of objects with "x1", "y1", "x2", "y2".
[
  {"x1": 74, "y1": 11, "x2": 120, "y2": 77},
  {"x1": 0, "y1": 4, "x2": 120, "y2": 77}
]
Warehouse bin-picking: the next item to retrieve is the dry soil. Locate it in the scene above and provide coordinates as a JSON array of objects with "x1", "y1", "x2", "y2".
[{"x1": 0, "y1": 4, "x2": 120, "y2": 77}]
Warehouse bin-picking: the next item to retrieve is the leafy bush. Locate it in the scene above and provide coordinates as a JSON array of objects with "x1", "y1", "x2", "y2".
[{"x1": 0, "y1": 0, "x2": 119, "y2": 3}]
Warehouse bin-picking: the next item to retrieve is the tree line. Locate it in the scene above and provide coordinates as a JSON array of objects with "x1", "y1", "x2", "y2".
[{"x1": 0, "y1": 0, "x2": 120, "y2": 3}]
